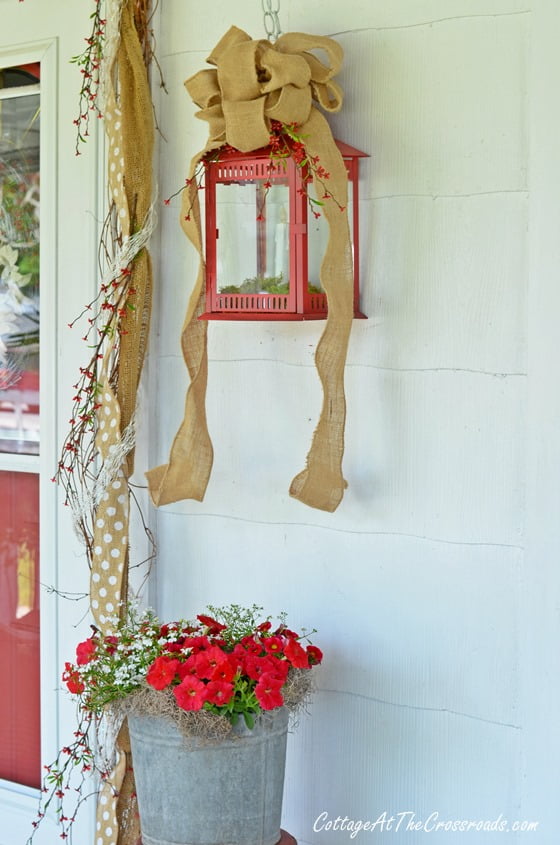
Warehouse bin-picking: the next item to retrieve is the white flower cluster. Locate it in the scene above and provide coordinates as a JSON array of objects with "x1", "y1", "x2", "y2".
[{"x1": 74, "y1": 606, "x2": 196, "y2": 709}]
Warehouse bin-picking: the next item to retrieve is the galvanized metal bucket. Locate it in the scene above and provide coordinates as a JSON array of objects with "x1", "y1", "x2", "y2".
[{"x1": 128, "y1": 707, "x2": 289, "y2": 845}]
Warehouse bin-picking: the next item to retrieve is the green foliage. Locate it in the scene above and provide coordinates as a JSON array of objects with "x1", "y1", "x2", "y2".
[
  {"x1": 206, "y1": 603, "x2": 284, "y2": 646},
  {"x1": 220, "y1": 275, "x2": 324, "y2": 295},
  {"x1": 219, "y1": 273, "x2": 288, "y2": 295}
]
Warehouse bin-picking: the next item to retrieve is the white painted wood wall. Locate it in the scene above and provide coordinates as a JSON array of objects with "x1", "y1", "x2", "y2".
[{"x1": 152, "y1": 0, "x2": 559, "y2": 842}]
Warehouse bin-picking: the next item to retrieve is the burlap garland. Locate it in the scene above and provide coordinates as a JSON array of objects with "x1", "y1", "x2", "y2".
[
  {"x1": 146, "y1": 26, "x2": 354, "y2": 513},
  {"x1": 89, "y1": 2, "x2": 153, "y2": 844},
  {"x1": 90, "y1": 0, "x2": 153, "y2": 634},
  {"x1": 114, "y1": 1, "x2": 154, "y2": 460}
]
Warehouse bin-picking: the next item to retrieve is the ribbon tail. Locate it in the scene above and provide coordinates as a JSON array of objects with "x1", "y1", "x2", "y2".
[
  {"x1": 145, "y1": 335, "x2": 213, "y2": 505},
  {"x1": 289, "y1": 109, "x2": 354, "y2": 512},
  {"x1": 146, "y1": 171, "x2": 215, "y2": 506}
]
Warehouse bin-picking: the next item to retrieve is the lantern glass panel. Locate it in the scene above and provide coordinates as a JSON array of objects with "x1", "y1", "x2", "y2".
[
  {"x1": 216, "y1": 179, "x2": 290, "y2": 296},
  {"x1": 306, "y1": 179, "x2": 354, "y2": 292}
]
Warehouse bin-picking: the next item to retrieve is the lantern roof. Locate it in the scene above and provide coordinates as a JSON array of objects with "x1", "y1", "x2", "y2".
[
  {"x1": 208, "y1": 138, "x2": 368, "y2": 161},
  {"x1": 333, "y1": 139, "x2": 369, "y2": 159}
]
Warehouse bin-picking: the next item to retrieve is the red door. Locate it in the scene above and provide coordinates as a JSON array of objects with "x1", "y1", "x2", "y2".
[{"x1": 0, "y1": 471, "x2": 40, "y2": 788}]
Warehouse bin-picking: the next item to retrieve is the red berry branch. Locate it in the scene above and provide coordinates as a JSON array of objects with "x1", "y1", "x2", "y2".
[
  {"x1": 54, "y1": 205, "x2": 138, "y2": 556},
  {"x1": 164, "y1": 121, "x2": 345, "y2": 223},
  {"x1": 26, "y1": 709, "x2": 113, "y2": 845},
  {"x1": 71, "y1": 0, "x2": 106, "y2": 155}
]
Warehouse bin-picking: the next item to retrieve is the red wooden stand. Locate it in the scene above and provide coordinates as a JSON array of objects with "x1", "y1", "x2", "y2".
[{"x1": 278, "y1": 832, "x2": 297, "y2": 845}]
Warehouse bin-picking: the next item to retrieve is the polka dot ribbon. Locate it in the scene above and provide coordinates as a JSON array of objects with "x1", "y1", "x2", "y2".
[
  {"x1": 90, "y1": 379, "x2": 129, "y2": 632},
  {"x1": 95, "y1": 747, "x2": 126, "y2": 845}
]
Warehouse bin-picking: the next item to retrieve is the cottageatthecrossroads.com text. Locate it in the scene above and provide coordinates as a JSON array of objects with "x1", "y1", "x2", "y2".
[{"x1": 313, "y1": 811, "x2": 539, "y2": 838}]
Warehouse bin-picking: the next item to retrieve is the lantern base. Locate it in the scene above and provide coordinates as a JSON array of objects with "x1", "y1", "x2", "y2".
[{"x1": 198, "y1": 310, "x2": 367, "y2": 321}]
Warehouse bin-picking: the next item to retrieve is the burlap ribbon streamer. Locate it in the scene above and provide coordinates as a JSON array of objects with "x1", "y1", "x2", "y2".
[
  {"x1": 147, "y1": 26, "x2": 354, "y2": 512},
  {"x1": 90, "y1": 1, "x2": 153, "y2": 844},
  {"x1": 91, "y1": 0, "x2": 153, "y2": 634}
]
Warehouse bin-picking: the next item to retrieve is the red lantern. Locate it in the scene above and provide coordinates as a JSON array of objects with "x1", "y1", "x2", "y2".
[{"x1": 200, "y1": 139, "x2": 368, "y2": 321}]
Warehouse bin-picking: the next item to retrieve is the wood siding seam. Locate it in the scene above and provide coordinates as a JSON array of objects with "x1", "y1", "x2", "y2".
[
  {"x1": 318, "y1": 687, "x2": 522, "y2": 730},
  {"x1": 330, "y1": 9, "x2": 531, "y2": 37}
]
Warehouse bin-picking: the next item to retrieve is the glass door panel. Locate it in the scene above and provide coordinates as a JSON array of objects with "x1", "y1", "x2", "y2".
[
  {"x1": 0, "y1": 66, "x2": 40, "y2": 455},
  {"x1": 0, "y1": 64, "x2": 41, "y2": 791}
]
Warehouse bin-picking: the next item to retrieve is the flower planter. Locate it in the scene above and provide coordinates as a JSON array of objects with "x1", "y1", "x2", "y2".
[
  {"x1": 48, "y1": 606, "x2": 320, "y2": 843},
  {"x1": 128, "y1": 707, "x2": 289, "y2": 845}
]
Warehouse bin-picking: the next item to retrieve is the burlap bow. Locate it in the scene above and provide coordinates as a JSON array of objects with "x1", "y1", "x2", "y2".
[
  {"x1": 147, "y1": 26, "x2": 354, "y2": 513},
  {"x1": 187, "y1": 26, "x2": 343, "y2": 151}
]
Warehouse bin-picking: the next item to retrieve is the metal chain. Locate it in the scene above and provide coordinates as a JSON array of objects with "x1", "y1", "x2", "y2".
[{"x1": 262, "y1": 0, "x2": 282, "y2": 41}]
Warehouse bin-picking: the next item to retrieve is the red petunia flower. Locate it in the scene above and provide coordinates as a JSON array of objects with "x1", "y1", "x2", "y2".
[
  {"x1": 205, "y1": 645, "x2": 229, "y2": 669},
  {"x1": 66, "y1": 676, "x2": 85, "y2": 694},
  {"x1": 146, "y1": 656, "x2": 181, "y2": 690},
  {"x1": 182, "y1": 635, "x2": 210, "y2": 653},
  {"x1": 244, "y1": 654, "x2": 277, "y2": 681},
  {"x1": 62, "y1": 663, "x2": 84, "y2": 694},
  {"x1": 255, "y1": 674, "x2": 284, "y2": 710},
  {"x1": 241, "y1": 635, "x2": 263, "y2": 654},
  {"x1": 263, "y1": 636, "x2": 284, "y2": 656},
  {"x1": 165, "y1": 641, "x2": 186, "y2": 653},
  {"x1": 191, "y1": 646, "x2": 228, "y2": 680},
  {"x1": 182, "y1": 653, "x2": 203, "y2": 677},
  {"x1": 173, "y1": 675, "x2": 207, "y2": 711},
  {"x1": 75, "y1": 637, "x2": 96, "y2": 665},
  {"x1": 205, "y1": 680, "x2": 234, "y2": 706},
  {"x1": 306, "y1": 645, "x2": 323, "y2": 665},
  {"x1": 230, "y1": 643, "x2": 247, "y2": 673},
  {"x1": 196, "y1": 614, "x2": 227, "y2": 634},
  {"x1": 104, "y1": 635, "x2": 118, "y2": 654},
  {"x1": 211, "y1": 657, "x2": 236, "y2": 684},
  {"x1": 274, "y1": 625, "x2": 298, "y2": 639},
  {"x1": 284, "y1": 638, "x2": 309, "y2": 669},
  {"x1": 265, "y1": 657, "x2": 290, "y2": 682}
]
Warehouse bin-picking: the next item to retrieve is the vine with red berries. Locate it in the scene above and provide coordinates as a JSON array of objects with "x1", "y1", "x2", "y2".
[
  {"x1": 164, "y1": 120, "x2": 345, "y2": 225},
  {"x1": 54, "y1": 0, "x2": 159, "y2": 570},
  {"x1": 71, "y1": 0, "x2": 106, "y2": 154},
  {"x1": 54, "y1": 207, "x2": 142, "y2": 558}
]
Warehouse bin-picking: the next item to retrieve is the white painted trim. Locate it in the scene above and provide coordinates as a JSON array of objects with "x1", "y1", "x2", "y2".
[
  {"x1": 0, "y1": 36, "x2": 59, "y2": 824},
  {"x1": 37, "y1": 35, "x2": 61, "y2": 777},
  {"x1": 0, "y1": 778, "x2": 58, "y2": 843},
  {"x1": 0, "y1": 453, "x2": 40, "y2": 473},
  {"x1": 0, "y1": 779, "x2": 39, "y2": 810},
  {"x1": 0, "y1": 83, "x2": 40, "y2": 100},
  {"x1": 0, "y1": 40, "x2": 53, "y2": 73}
]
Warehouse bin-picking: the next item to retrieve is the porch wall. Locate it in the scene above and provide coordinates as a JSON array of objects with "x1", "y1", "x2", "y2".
[{"x1": 150, "y1": 1, "x2": 558, "y2": 842}]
